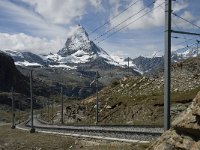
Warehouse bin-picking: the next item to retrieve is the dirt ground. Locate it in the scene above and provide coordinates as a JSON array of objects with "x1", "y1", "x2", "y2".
[{"x1": 0, "y1": 125, "x2": 149, "y2": 150}]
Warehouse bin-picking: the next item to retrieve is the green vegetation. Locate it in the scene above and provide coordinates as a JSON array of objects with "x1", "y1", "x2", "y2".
[
  {"x1": 55, "y1": 56, "x2": 200, "y2": 126},
  {"x1": 0, "y1": 125, "x2": 148, "y2": 150}
]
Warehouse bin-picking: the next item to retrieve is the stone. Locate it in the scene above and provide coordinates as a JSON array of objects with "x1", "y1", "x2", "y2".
[{"x1": 148, "y1": 91, "x2": 200, "y2": 150}]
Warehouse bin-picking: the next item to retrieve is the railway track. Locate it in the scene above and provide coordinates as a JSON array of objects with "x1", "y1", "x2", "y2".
[{"x1": 17, "y1": 117, "x2": 164, "y2": 143}]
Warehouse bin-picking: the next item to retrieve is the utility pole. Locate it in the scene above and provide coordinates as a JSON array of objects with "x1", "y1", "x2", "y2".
[
  {"x1": 96, "y1": 71, "x2": 99, "y2": 124},
  {"x1": 197, "y1": 40, "x2": 200, "y2": 57},
  {"x1": 30, "y1": 70, "x2": 35, "y2": 133},
  {"x1": 51, "y1": 101, "x2": 54, "y2": 124},
  {"x1": 47, "y1": 99, "x2": 50, "y2": 122},
  {"x1": 164, "y1": 0, "x2": 172, "y2": 130},
  {"x1": 40, "y1": 100, "x2": 43, "y2": 119},
  {"x1": 61, "y1": 86, "x2": 64, "y2": 124},
  {"x1": 11, "y1": 87, "x2": 15, "y2": 129},
  {"x1": 42, "y1": 99, "x2": 46, "y2": 119},
  {"x1": 128, "y1": 57, "x2": 130, "y2": 75},
  {"x1": 18, "y1": 99, "x2": 21, "y2": 124}
]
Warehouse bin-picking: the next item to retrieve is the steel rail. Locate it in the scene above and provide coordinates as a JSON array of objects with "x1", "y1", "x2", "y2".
[{"x1": 18, "y1": 118, "x2": 163, "y2": 142}]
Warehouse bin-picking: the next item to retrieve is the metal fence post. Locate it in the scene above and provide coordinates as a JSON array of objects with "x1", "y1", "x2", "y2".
[
  {"x1": 11, "y1": 87, "x2": 15, "y2": 129},
  {"x1": 164, "y1": 0, "x2": 172, "y2": 130},
  {"x1": 30, "y1": 70, "x2": 35, "y2": 133}
]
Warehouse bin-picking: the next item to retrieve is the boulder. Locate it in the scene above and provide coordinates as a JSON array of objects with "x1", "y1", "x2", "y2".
[{"x1": 148, "y1": 91, "x2": 200, "y2": 150}]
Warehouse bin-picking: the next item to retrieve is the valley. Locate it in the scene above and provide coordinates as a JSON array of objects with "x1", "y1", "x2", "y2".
[
  {"x1": 1, "y1": 25, "x2": 200, "y2": 127},
  {"x1": 0, "y1": 23, "x2": 199, "y2": 150}
]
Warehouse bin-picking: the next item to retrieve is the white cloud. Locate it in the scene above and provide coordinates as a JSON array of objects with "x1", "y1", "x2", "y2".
[
  {"x1": 172, "y1": 44, "x2": 185, "y2": 52},
  {"x1": 0, "y1": 0, "x2": 103, "y2": 39},
  {"x1": 21, "y1": 0, "x2": 103, "y2": 24},
  {"x1": 108, "y1": 0, "x2": 165, "y2": 30},
  {"x1": 0, "y1": 0, "x2": 105, "y2": 53},
  {"x1": 173, "y1": 0, "x2": 188, "y2": 12},
  {"x1": 108, "y1": 0, "x2": 190, "y2": 30},
  {"x1": 145, "y1": 44, "x2": 159, "y2": 52},
  {"x1": 108, "y1": 0, "x2": 120, "y2": 6},
  {"x1": 196, "y1": 20, "x2": 200, "y2": 26},
  {"x1": 181, "y1": 11, "x2": 195, "y2": 20},
  {"x1": 0, "y1": 33, "x2": 65, "y2": 54},
  {"x1": 89, "y1": 0, "x2": 102, "y2": 9},
  {"x1": 98, "y1": 40, "x2": 159, "y2": 58},
  {"x1": 0, "y1": 0, "x2": 198, "y2": 58},
  {"x1": 0, "y1": 0, "x2": 68, "y2": 38},
  {"x1": 172, "y1": 11, "x2": 196, "y2": 29}
]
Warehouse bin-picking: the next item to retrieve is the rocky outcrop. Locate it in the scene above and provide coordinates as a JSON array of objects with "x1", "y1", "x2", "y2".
[
  {"x1": 132, "y1": 56, "x2": 164, "y2": 74},
  {"x1": 0, "y1": 52, "x2": 28, "y2": 94},
  {"x1": 148, "y1": 91, "x2": 200, "y2": 150}
]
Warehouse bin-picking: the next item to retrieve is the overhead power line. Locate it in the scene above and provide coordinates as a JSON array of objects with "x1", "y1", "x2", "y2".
[
  {"x1": 172, "y1": 12, "x2": 200, "y2": 29},
  {"x1": 93, "y1": 0, "x2": 155, "y2": 42},
  {"x1": 171, "y1": 30, "x2": 200, "y2": 36},
  {"x1": 89, "y1": 0, "x2": 142, "y2": 35},
  {"x1": 172, "y1": 16, "x2": 189, "y2": 47},
  {"x1": 62, "y1": 0, "x2": 156, "y2": 53},
  {"x1": 172, "y1": 36, "x2": 200, "y2": 46},
  {"x1": 97, "y1": 1, "x2": 165, "y2": 44},
  {"x1": 159, "y1": 4, "x2": 190, "y2": 47},
  {"x1": 171, "y1": 36, "x2": 196, "y2": 40},
  {"x1": 172, "y1": 36, "x2": 199, "y2": 41},
  {"x1": 173, "y1": 42, "x2": 197, "y2": 52},
  {"x1": 59, "y1": 0, "x2": 164, "y2": 57}
]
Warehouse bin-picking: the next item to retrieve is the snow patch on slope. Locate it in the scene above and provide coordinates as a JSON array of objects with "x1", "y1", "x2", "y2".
[
  {"x1": 15, "y1": 61, "x2": 42, "y2": 67},
  {"x1": 1, "y1": 49, "x2": 24, "y2": 58},
  {"x1": 173, "y1": 48, "x2": 197, "y2": 58},
  {"x1": 49, "y1": 64, "x2": 77, "y2": 70},
  {"x1": 110, "y1": 55, "x2": 136, "y2": 67}
]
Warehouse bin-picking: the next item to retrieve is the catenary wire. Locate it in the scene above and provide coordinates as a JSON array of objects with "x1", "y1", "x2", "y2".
[
  {"x1": 172, "y1": 12, "x2": 200, "y2": 29},
  {"x1": 89, "y1": 0, "x2": 143, "y2": 35},
  {"x1": 92, "y1": 0, "x2": 155, "y2": 42},
  {"x1": 96, "y1": 1, "x2": 165, "y2": 44}
]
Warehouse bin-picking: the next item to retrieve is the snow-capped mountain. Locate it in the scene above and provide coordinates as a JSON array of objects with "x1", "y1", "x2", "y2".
[
  {"x1": 0, "y1": 25, "x2": 120, "y2": 69},
  {"x1": 1, "y1": 25, "x2": 198, "y2": 74},
  {"x1": 0, "y1": 49, "x2": 45, "y2": 67},
  {"x1": 172, "y1": 47, "x2": 198, "y2": 62},
  {"x1": 46, "y1": 25, "x2": 118, "y2": 66},
  {"x1": 131, "y1": 56, "x2": 164, "y2": 74}
]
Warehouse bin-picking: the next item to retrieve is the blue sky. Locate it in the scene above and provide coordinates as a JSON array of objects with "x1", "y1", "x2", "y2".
[{"x1": 0, "y1": 0, "x2": 199, "y2": 58}]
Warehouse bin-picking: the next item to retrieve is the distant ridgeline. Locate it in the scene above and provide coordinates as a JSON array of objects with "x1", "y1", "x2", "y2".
[{"x1": 0, "y1": 52, "x2": 29, "y2": 94}]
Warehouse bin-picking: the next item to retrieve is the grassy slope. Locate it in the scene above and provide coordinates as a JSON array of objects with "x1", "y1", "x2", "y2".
[
  {"x1": 0, "y1": 125, "x2": 148, "y2": 150},
  {"x1": 56, "y1": 57, "x2": 200, "y2": 126}
]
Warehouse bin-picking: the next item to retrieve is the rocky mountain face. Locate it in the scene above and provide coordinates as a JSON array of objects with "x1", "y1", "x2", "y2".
[
  {"x1": 0, "y1": 52, "x2": 51, "y2": 97},
  {"x1": 0, "y1": 25, "x2": 136, "y2": 72},
  {"x1": 172, "y1": 46, "x2": 199, "y2": 62},
  {"x1": 46, "y1": 56, "x2": 200, "y2": 125},
  {"x1": 129, "y1": 46, "x2": 199, "y2": 75},
  {"x1": 131, "y1": 56, "x2": 164, "y2": 74},
  {"x1": 0, "y1": 52, "x2": 57, "y2": 110},
  {"x1": 0, "y1": 52, "x2": 28, "y2": 94},
  {"x1": 0, "y1": 52, "x2": 30, "y2": 112},
  {"x1": 57, "y1": 25, "x2": 109, "y2": 60},
  {"x1": 1, "y1": 25, "x2": 198, "y2": 75},
  {"x1": 148, "y1": 91, "x2": 200, "y2": 150},
  {"x1": 46, "y1": 25, "x2": 121, "y2": 69},
  {"x1": 0, "y1": 50, "x2": 45, "y2": 67}
]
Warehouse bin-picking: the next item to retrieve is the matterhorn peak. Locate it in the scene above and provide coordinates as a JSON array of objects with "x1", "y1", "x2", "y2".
[
  {"x1": 57, "y1": 24, "x2": 92, "y2": 57},
  {"x1": 54, "y1": 24, "x2": 118, "y2": 65},
  {"x1": 68, "y1": 25, "x2": 89, "y2": 40}
]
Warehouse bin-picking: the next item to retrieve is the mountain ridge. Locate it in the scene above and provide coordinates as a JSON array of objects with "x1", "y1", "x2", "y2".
[{"x1": 1, "y1": 25, "x2": 198, "y2": 74}]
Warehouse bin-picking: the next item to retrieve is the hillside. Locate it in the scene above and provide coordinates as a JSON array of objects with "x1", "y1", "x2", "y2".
[
  {"x1": 148, "y1": 91, "x2": 200, "y2": 149},
  {"x1": 0, "y1": 52, "x2": 28, "y2": 94},
  {"x1": 49, "y1": 56, "x2": 200, "y2": 125},
  {"x1": 0, "y1": 52, "x2": 54, "y2": 115},
  {"x1": 1, "y1": 25, "x2": 198, "y2": 76}
]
